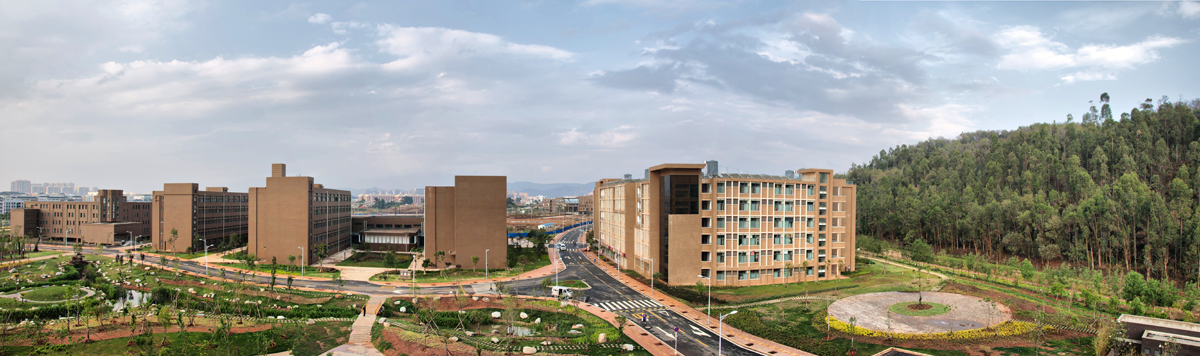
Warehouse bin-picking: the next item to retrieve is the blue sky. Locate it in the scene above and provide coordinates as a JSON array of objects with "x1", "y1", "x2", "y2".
[{"x1": 2, "y1": 0, "x2": 1198, "y2": 193}]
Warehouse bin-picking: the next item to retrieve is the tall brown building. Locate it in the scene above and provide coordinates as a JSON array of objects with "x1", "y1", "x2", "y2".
[
  {"x1": 11, "y1": 189, "x2": 151, "y2": 245},
  {"x1": 424, "y1": 176, "x2": 506, "y2": 270},
  {"x1": 594, "y1": 161, "x2": 856, "y2": 287},
  {"x1": 152, "y1": 183, "x2": 249, "y2": 253},
  {"x1": 248, "y1": 164, "x2": 352, "y2": 265}
]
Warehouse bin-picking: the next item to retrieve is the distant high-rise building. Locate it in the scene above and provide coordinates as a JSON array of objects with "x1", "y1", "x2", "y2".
[
  {"x1": 10, "y1": 180, "x2": 30, "y2": 194},
  {"x1": 76, "y1": 186, "x2": 93, "y2": 195}
]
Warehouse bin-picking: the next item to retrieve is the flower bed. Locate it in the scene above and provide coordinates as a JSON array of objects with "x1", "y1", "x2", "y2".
[{"x1": 825, "y1": 314, "x2": 1045, "y2": 340}]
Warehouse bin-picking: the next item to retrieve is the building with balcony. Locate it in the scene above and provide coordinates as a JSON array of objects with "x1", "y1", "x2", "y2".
[{"x1": 593, "y1": 161, "x2": 856, "y2": 287}]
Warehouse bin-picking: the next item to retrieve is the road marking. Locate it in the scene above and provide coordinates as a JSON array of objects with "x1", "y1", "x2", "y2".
[
  {"x1": 380, "y1": 286, "x2": 396, "y2": 290},
  {"x1": 690, "y1": 325, "x2": 710, "y2": 337},
  {"x1": 656, "y1": 326, "x2": 676, "y2": 339},
  {"x1": 646, "y1": 302, "x2": 708, "y2": 348}
]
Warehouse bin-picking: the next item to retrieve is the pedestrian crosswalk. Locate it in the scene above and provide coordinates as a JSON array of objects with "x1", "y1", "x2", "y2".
[{"x1": 594, "y1": 299, "x2": 663, "y2": 311}]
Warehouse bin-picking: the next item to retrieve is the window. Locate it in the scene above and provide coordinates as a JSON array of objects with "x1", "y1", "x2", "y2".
[
  {"x1": 717, "y1": 183, "x2": 726, "y2": 193},
  {"x1": 750, "y1": 200, "x2": 760, "y2": 211},
  {"x1": 807, "y1": 201, "x2": 815, "y2": 211},
  {"x1": 717, "y1": 200, "x2": 725, "y2": 210},
  {"x1": 749, "y1": 270, "x2": 760, "y2": 279},
  {"x1": 718, "y1": 234, "x2": 726, "y2": 246},
  {"x1": 750, "y1": 251, "x2": 760, "y2": 262},
  {"x1": 785, "y1": 234, "x2": 794, "y2": 244},
  {"x1": 773, "y1": 234, "x2": 782, "y2": 245},
  {"x1": 819, "y1": 218, "x2": 826, "y2": 231},
  {"x1": 774, "y1": 185, "x2": 782, "y2": 194},
  {"x1": 807, "y1": 185, "x2": 814, "y2": 195},
  {"x1": 819, "y1": 234, "x2": 827, "y2": 247},
  {"x1": 717, "y1": 252, "x2": 725, "y2": 263},
  {"x1": 738, "y1": 218, "x2": 748, "y2": 229},
  {"x1": 738, "y1": 271, "x2": 747, "y2": 280},
  {"x1": 717, "y1": 271, "x2": 726, "y2": 280},
  {"x1": 752, "y1": 183, "x2": 761, "y2": 194},
  {"x1": 806, "y1": 249, "x2": 814, "y2": 260},
  {"x1": 832, "y1": 186, "x2": 840, "y2": 196},
  {"x1": 738, "y1": 199, "x2": 748, "y2": 211},
  {"x1": 774, "y1": 269, "x2": 782, "y2": 278},
  {"x1": 750, "y1": 234, "x2": 761, "y2": 245},
  {"x1": 785, "y1": 184, "x2": 794, "y2": 195},
  {"x1": 717, "y1": 218, "x2": 726, "y2": 228},
  {"x1": 774, "y1": 201, "x2": 783, "y2": 212},
  {"x1": 819, "y1": 202, "x2": 826, "y2": 215},
  {"x1": 807, "y1": 267, "x2": 814, "y2": 276},
  {"x1": 702, "y1": 200, "x2": 711, "y2": 210},
  {"x1": 702, "y1": 218, "x2": 711, "y2": 228},
  {"x1": 738, "y1": 235, "x2": 748, "y2": 246},
  {"x1": 749, "y1": 218, "x2": 760, "y2": 228},
  {"x1": 701, "y1": 269, "x2": 711, "y2": 278},
  {"x1": 739, "y1": 183, "x2": 749, "y2": 194},
  {"x1": 701, "y1": 252, "x2": 711, "y2": 262},
  {"x1": 702, "y1": 234, "x2": 711, "y2": 244},
  {"x1": 807, "y1": 218, "x2": 814, "y2": 228},
  {"x1": 773, "y1": 250, "x2": 782, "y2": 261},
  {"x1": 702, "y1": 183, "x2": 711, "y2": 193},
  {"x1": 820, "y1": 172, "x2": 828, "y2": 183},
  {"x1": 820, "y1": 186, "x2": 827, "y2": 199}
]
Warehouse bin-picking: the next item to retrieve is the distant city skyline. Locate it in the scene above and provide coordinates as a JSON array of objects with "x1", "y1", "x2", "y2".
[{"x1": 2, "y1": 1, "x2": 1196, "y2": 193}]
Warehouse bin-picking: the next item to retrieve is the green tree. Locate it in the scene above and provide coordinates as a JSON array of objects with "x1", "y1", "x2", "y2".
[{"x1": 906, "y1": 239, "x2": 934, "y2": 263}]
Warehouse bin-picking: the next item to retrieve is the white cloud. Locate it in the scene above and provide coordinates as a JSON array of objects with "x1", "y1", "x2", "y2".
[
  {"x1": 894, "y1": 104, "x2": 977, "y2": 141},
  {"x1": 308, "y1": 13, "x2": 332, "y2": 24},
  {"x1": 995, "y1": 26, "x2": 1185, "y2": 82},
  {"x1": 376, "y1": 26, "x2": 575, "y2": 71},
  {"x1": 557, "y1": 126, "x2": 638, "y2": 147},
  {"x1": 1180, "y1": 1, "x2": 1200, "y2": 19},
  {"x1": 331, "y1": 21, "x2": 368, "y2": 34}
]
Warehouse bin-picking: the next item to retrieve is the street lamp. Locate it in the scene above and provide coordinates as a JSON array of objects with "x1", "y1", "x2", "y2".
[
  {"x1": 699, "y1": 274, "x2": 711, "y2": 326},
  {"x1": 719, "y1": 310, "x2": 738, "y2": 356},
  {"x1": 200, "y1": 238, "x2": 209, "y2": 276},
  {"x1": 297, "y1": 246, "x2": 305, "y2": 277},
  {"x1": 485, "y1": 249, "x2": 490, "y2": 281}
]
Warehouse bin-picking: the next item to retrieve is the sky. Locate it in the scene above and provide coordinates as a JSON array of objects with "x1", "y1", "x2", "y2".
[{"x1": 2, "y1": 0, "x2": 1199, "y2": 194}]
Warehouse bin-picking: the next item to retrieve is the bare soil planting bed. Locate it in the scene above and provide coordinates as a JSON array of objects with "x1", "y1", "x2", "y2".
[{"x1": 827, "y1": 291, "x2": 1012, "y2": 334}]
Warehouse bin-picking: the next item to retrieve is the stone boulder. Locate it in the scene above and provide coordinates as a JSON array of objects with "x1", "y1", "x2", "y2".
[
  {"x1": 465, "y1": 331, "x2": 474, "y2": 336},
  {"x1": 377, "y1": 317, "x2": 387, "y2": 324},
  {"x1": 568, "y1": 330, "x2": 582, "y2": 334},
  {"x1": 540, "y1": 341, "x2": 552, "y2": 346},
  {"x1": 534, "y1": 318, "x2": 541, "y2": 324},
  {"x1": 448, "y1": 336, "x2": 458, "y2": 343},
  {"x1": 472, "y1": 296, "x2": 479, "y2": 301},
  {"x1": 571, "y1": 324, "x2": 584, "y2": 329},
  {"x1": 306, "y1": 320, "x2": 316, "y2": 325},
  {"x1": 622, "y1": 344, "x2": 635, "y2": 351},
  {"x1": 598, "y1": 333, "x2": 607, "y2": 343},
  {"x1": 394, "y1": 300, "x2": 402, "y2": 305},
  {"x1": 491, "y1": 337, "x2": 500, "y2": 343},
  {"x1": 522, "y1": 346, "x2": 537, "y2": 354},
  {"x1": 491, "y1": 311, "x2": 502, "y2": 319},
  {"x1": 483, "y1": 297, "x2": 490, "y2": 302},
  {"x1": 519, "y1": 312, "x2": 528, "y2": 319},
  {"x1": 399, "y1": 306, "x2": 406, "y2": 313}
]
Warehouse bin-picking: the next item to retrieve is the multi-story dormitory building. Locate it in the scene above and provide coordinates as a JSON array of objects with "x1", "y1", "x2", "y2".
[
  {"x1": 593, "y1": 161, "x2": 856, "y2": 287},
  {"x1": 11, "y1": 189, "x2": 152, "y2": 245},
  {"x1": 249, "y1": 164, "x2": 353, "y2": 266},
  {"x1": 152, "y1": 184, "x2": 249, "y2": 253}
]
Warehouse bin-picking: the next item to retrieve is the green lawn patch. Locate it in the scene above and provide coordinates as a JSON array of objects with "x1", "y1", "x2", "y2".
[
  {"x1": 557, "y1": 279, "x2": 589, "y2": 289},
  {"x1": 0, "y1": 320, "x2": 352, "y2": 356},
  {"x1": 0, "y1": 250, "x2": 64, "y2": 262},
  {"x1": 373, "y1": 258, "x2": 551, "y2": 283},
  {"x1": 888, "y1": 301, "x2": 950, "y2": 316},
  {"x1": 215, "y1": 263, "x2": 341, "y2": 279},
  {"x1": 20, "y1": 285, "x2": 84, "y2": 301},
  {"x1": 336, "y1": 252, "x2": 412, "y2": 268},
  {"x1": 706, "y1": 263, "x2": 930, "y2": 304}
]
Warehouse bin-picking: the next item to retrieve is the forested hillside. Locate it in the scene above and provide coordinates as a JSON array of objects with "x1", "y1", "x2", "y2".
[{"x1": 847, "y1": 94, "x2": 1200, "y2": 283}]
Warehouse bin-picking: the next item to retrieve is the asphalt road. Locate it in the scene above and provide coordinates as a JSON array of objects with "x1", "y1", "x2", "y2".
[{"x1": 503, "y1": 228, "x2": 759, "y2": 356}]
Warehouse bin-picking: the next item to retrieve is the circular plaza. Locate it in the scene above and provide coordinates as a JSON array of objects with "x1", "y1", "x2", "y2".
[{"x1": 826, "y1": 291, "x2": 1011, "y2": 334}]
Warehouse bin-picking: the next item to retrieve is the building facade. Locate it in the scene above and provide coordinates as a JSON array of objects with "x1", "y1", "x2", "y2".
[
  {"x1": 10, "y1": 180, "x2": 30, "y2": 194},
  {"x1": 351, "y1": 215, "x2": 423, "y2": 252},
  {"x1": 10, "y1": 189, "x2": 152, "y2": 245},
  {"x1": 248, "y1": 164, "x2": 352, "y2": 265},
  {"x1": 594, "y1": 161, "x2": 856, "y2": 287},
  {"x1": 424, "y1": 176, "x2": 507, "y2": 270},
  {"x1": 152, "y1": 183, "x2": 249, "y2": 253},
  {"x1": 1118, "y1": 314, "x2": 1200, "y2": 356}
]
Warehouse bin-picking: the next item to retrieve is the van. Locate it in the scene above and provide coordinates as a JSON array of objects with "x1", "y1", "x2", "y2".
[{"x1": 550, "y1": 286, "x2": 573, "y2": 298}]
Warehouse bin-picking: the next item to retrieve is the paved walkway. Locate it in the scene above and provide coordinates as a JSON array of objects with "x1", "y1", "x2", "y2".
[{"x1": 321, "y1": 294, "x2": 387, "y2": 356}]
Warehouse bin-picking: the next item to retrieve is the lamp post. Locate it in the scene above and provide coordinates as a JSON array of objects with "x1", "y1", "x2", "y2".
[
  {"x1": 125, "y1": 230, "x2": 133, "y2": 246},
  {"x1": 297, "y1": 246, "x2": 305, "y2": 277},
  {"x1": 485, "y1": 249, "x2": 490, "y2": 280},
  {"x1": 719, "y1": 310, "x2": 738, "y2": 356},
  {"x1": 699, "y1": 274, "x2": 711, "y2": 326},
  {"x1": 200, "y1": 238, "x2": 209, "y2": 276}
]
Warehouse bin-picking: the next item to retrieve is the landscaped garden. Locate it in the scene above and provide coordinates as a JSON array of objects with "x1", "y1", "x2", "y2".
[
  {"x1": 0, "y1": 251, "x2": 364, "y2": 356},
  {"x1": 371, "y1": 294, "x2": 649, "y2": 355},
  {"x1": 370, "y1": 244, "x2": 553, "y2": 284}
]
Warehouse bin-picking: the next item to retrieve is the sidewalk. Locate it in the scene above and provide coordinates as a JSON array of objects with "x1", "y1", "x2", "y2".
[
  {"x1": 583, "y1": 250, "x2": 817, "y2": 356},
  {"x1": 321, "y1": 294, "x2": 387, "y2": 356}
]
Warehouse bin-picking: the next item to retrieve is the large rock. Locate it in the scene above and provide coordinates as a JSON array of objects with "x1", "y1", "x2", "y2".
[
  {"x1": 394, "y1": 300, "x2": 402, "y2": 305},
  {"x1": 448, "y1": 336, "x2": 458, "y2": 343},
  {"x1": 465, "y1": 331, "x2": 474, "y2": 336},
  {"x1": 598, "y1": 333, "x2": 607, "y2": 343},
  {"x1": 491, "y1": 337, "x2": 500, "y2": 343},
  {"x1": 377, "y1": 317, "x2": 387, "y2": 324},
  {"x1": 568, "y1": 330, "x2": 582, "y2": 334},
  {"x1": 384, "y1": 322, "x2": 391, "y2": 328},
  {"x1": 571, "y1": 324, "x2": 584, "y2": 329},
  {"x1": 472, "y1": 296, "x2": 479, "y2": 301},
  {"x1": 491, "y1": 311, "x2": 502, "y2": 319},
  {"x1": 522, "y1": 346, "x2": 537, "y2": 354},
  {"x1": 534, "y1": 318, "x2": 541, "y2": 324},
  {"x1": 483, "y1": 297, "x2": 490, "y2": 302},
  {"x1": 622, "y1": 344, "x2": 635, "y2": 351},
  {"x1": 540, "y1": 341, "x2": 552, "y2": 346},
  {"x1": 519, "y1": 312, "x2": 528, "y2": 319},
  {"x1": 399, "y1": 307, "x2": 406, "y2": 313}
]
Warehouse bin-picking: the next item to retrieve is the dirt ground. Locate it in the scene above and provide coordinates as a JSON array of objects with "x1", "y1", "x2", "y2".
[
  {"x1": 827, "y1": 291, "x2": 1012, "y2": 334},
  {"x1": 941, "y1": 282, "x2": 1059, "y2": 315}
]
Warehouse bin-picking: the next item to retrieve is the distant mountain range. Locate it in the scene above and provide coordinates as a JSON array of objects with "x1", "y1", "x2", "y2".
[{"x1": 507, "y1": 181, "x2": 595, "y2": 198}]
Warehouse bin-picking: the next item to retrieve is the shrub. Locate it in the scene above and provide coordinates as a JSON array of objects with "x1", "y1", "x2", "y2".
[{"x1": 826, "y1": 315, "x2": 1039, "y2": 340}]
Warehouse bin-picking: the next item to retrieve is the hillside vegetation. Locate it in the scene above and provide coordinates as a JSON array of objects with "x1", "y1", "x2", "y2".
[{"x1": 847, "y1": 94, "x2": 1200, "y2": 283}]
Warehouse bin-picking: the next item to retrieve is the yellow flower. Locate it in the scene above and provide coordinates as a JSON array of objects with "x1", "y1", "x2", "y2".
[{"x1": 825, "y1": 316, "x2": 1036, "y2": 340}]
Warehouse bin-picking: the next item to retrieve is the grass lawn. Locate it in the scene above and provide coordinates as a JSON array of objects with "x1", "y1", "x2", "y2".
[
  {"x1": 0, "y1": 321, "x2": 353, "y2": 356},
  {"x1": 554, "y1": 279, "x2": 589, "y2": 289},
  {"x1": 0, "y1": 250, "x2": 64, "y2": 262},
  {"x1": 20, "y1": 285, "x2": 85, "y2": 301},
  {"x1": 382, "y1": 258, "x2": 552, "y2": 284},
  {"x1": 335, "y1": 252, "x2": 412, "y2": 268},
  {"x1": 889, "y1": 301, "x2": 950, "y2": 316},
  {"x1": 992, "y1": 337, "x2": 1095, "y2": 356},
  {"x1": 707, "y1": 263, "x2": 933, "y2": 303},
  {"x1": 0, "y1": 298, "x2": 20, "y2": 307},
  {"x1": 215, "y1": 262, "x2": 341, "y2": 279}
]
